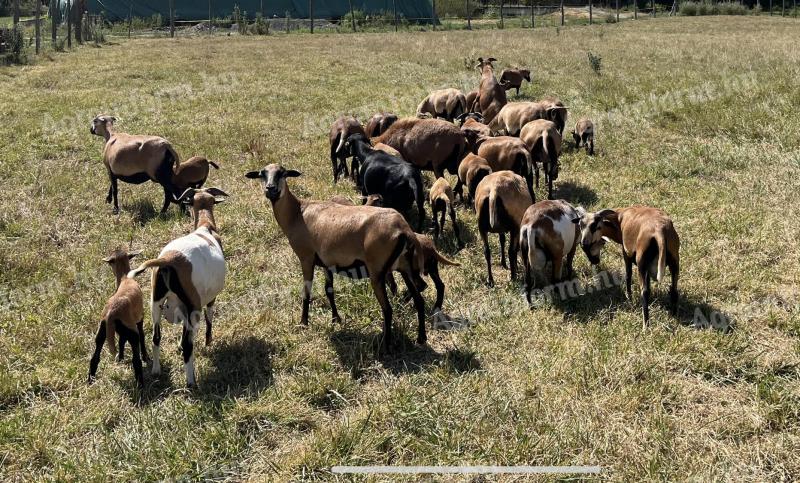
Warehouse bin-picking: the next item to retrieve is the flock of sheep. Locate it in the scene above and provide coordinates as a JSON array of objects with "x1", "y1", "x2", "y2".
[{"x1": 87, "y1": 57, "x2": 680, "y2": 389}]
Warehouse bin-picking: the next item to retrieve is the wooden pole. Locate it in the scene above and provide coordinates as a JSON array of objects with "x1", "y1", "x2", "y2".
[
  {"x1": 770, "y1": 0, "x2": 773, "y2": 14},
  {"x1": 634, "y1": 0, "x2": 638, "y2": 19},
  {"x1": 35, "y1": 0, "x2": 41, "y2": 54},
  {"x1": 560, "y1": 0, "x2": 564, "y2": 25},
  {"x1": 169, "y1": 0, "x2": 175, "y2": 37},
  {"x1": 432, "y1": 0, "x2": 436, "y2": 29},
  {"x1": 782, "y1": 0, "x2": 785, "y2": 15},
  {"x1": 652, "y1": 0, "x2": 655, "y2": 17},
  {"x1": 616, "y1": 0, "x2": 619, "y2": 20},
  {"x1": 589, "y1": 0, "x2": 593, "y2": 23},
  {"x1": 393, "y1": 0, "x2": 398, "y2": 31},
  {"x1": 531, "y1": 1, "x2": 535, "y2": 28},
  {"x1": 128, "y1": 3, "x2": 132, "y2": 38},
  {"x1": 309, "y1": 0, "x2": 314, "y2": 32},
  {"x1": 209, "y1": 0, "x2": 212, "y2": 32},
  {"x1": 466, "y1": 0, "x2": 471, "y2": 29},
  {"x1": 500, "y1": 0, "x2": 504, "y2": 28},
  {"x1": 348, "y1": 0, "x2": 356, "y2": 31},
  {"x1": 66, "y1": 0, "x2": 72, "y2": 47},
  {"x1": 13, "y1": 0, "x2": 19, "y2": 26},
  {"x1": 51, "y1": 0, "x2": 57, "y2": 42}
]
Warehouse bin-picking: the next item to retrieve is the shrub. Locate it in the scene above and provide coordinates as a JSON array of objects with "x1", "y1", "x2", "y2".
[
  {"x1": 587, "y1": 51, "x2": 602, "y2": 76},
  {"x1": 606, "y1": 13, "x2": 618, "y2": 22},
  {"x1": 680, "y1": 1, "x2": 698, "y2": 15}
]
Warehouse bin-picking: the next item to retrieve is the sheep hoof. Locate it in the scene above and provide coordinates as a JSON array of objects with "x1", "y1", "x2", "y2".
[
  {"x1": 205, "y1": 335, "x2": 212, "y2": 346},
  {"x1": 332, "y1": 316, "x2": 342, "y2": 325},
  {"x1": 115, "y1": 354, "x2": 124, "y2": 363},
  {"x1": 87, "y1": 375, "x2": 96, "y2": 385},
  {"x1": 485, "y1": 278, "x2": 495, "y2": 288},
  {"x1": 111, "y1": 207, "x2": 119, "y2": 215},
  {"x1": 415, "y1": 337, "x2": 428, "y2": 346},
  {"x1": 151, "y1": 367, "x2": 161, "y2": 376}
]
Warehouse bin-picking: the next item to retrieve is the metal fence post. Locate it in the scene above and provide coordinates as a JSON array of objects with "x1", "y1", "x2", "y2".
[
  {"x1": 531, "y1": 2, "x2": 535, "y2": 28},
  {"x1": 616, "y1": 0, "x2": 619, "y2": 21},
  {"x1": 348, "y1": 0, "x2": 356, "y2": 31},
  {"x1": 770, "y1": 0, "x2": 773, "y2": 14},
  {"x1": 13, "y1": 0, "x2": 19, "y2": 25},
  {"x1": 634, "y1": 0, "x2": 638, "y2": 19},
  {"x1": 432, "y1": 0, "x2": 436, "y2": 29},
  {"x1": 652, "y1": 0, "x2": 655, "y2": 17},
  {"x1": 782, "y1": 0, "x2": 785, "y2": 15},
  {"x1": 51, "y1": 0, "x2": 57, "y2": 42},
  {"x1": 466, "y1": 0, "x2": 472, "y2": 29},
  {"x1": 128, "y1": 3, "x2": 132, "y2": 38}
]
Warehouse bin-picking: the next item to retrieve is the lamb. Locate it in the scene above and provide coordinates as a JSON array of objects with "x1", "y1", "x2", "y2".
[
  {"x1": 88, "y1": 248, "x2": 149, "y2": 387},
  {"x1": 373, "y1": 117, "x2": 467, "y2": 178},
  {"x1": 346, "y1": 133, "x2": 425, "y2": 231},
  {"x1": 487, "y1": 100, "x2": 568, "y2": 137},
  {"x1": 331, "y1": 195, "x2": 460, "y2": 312},
  {"x1": 572, "y1": 118, "x2": 595, "y2": 155},
  {"x1": 429, "y1": 177, "x2": 463, "y2": 246},
  {"x1": 461, "y1": 118, "x2": 536, "y2": 199},
  {"x1": 474, "y1": 171, "x2": 533, "y2": 286},
  {"x1": 455, "y1": 153, "x2": 492, "y2": 204},
  {"x1": 416, "y1": 88, "x2": 468, "y2": 122},
  {"x1": 329, "y1": 116, "x2": 366, "y2": 183},
  {"x1": 475, "y1": 57, "x2": 508, "y2": 124},
  {"x1": 573, "y1": 206, "x2": 680, "y2": 327},
  {"x1": 499, "y1": 68, "x2": 531, "y2": 96},
  {"x1": 520, "y1": 119, "x2": 562, "y2": 200},
  {"x1": 127, "y1": 187, "x2": 229, "y2": 387},
  {"x1": 519, "y1": 200, "x2": 580, "y2": 305},
  {"x1": 90, "y1": 115, "x2": 180, "y2": 215},
  {"x1": 365, "y1": 112, "x2": 398, "y2": 138},
  {"x1": 245, "y1": 164, "x2": 427, "y2": 352}
]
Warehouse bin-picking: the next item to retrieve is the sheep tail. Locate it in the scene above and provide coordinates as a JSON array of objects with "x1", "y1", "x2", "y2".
[
  {"x1": 655, "y1": 231, "x2": 667, "y2": 283},
  {"x1": 128, "y1": 258, "x2": 171, "y2": 279},
  {"x1": 522, "y1": 225, "x2": 536, "y2": 270},
  {"x1": 488, "y1": 190, "x2": 498, "y2": 230},
  {"x1": 544, "y1": 130, "x2": 558, "y2": 171},
  {"x1": 335, "y1": 132, "x2": 346, "y2": 156},
  {"x1": 209, "y1": 160, "x2": 220, "y2": 169},
  {"x1": 165, "y1": 145, "x2": 180, "y2": 171},
  {"x1": 434, "y1": 249, "x2": 460, "y2": 267}
]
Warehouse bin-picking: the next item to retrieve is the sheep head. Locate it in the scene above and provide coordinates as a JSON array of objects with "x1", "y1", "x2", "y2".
[
  {"x1": 90, "y1": 115, "x2": 117, "y2": 138},
  {"x1": 572, "y1": 208, "x2": 618, "y2": 265},
  {"x1": 245, "y1": 164, "x2": 301, "y2": 202}
]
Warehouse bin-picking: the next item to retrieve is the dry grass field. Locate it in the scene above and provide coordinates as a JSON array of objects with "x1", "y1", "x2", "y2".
[{"x1": 1, "y1": 16, "x2": 799, "y2": 481}]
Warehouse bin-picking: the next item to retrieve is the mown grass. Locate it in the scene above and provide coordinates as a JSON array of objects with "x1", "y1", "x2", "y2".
[{"x1": 1, "y1": 16, "x2": 799, "y2": 481}]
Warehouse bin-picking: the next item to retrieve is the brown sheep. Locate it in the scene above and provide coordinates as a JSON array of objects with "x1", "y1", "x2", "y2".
[
  {"x1": 245, "y1": 165, "x2": 427, "y2": 352},
  {"x1": 88, "y1": 248, "x2": 148, "y2": 387},
  {"x1": 90, "y1": 115, "x2": 181, "y2": 215},
  {"x1": 365, "y1": 112, "x2": 399, "y2": 138},
  {"x1": 474, "y1": 171, "x2": 534, "y2": 286},
  {"x1": 429, "y1": 177, "x2": 463, "y2": 246},
  {"x1": 476, "y1": 57, "x2": 508, "y2": 124},
  {"x1": 574, "y1": 206, "x2": 680, "y2": 328},
  {"x1": 572, "y1": 118, "x2": 595, "y2": 155},
  {"x1": 499, "y1": 68, "x2": 532, "y2": 96},
  {"x1": 329, "y1": 116, "x2": 366, "y2": 183},
  {"x1": 416, "y1": 88, "x2": 468, "y2": 122},
  {"x1": 487, "y1": 100, "x2": 567, "y2": 137},
  {"x1": 455, "y1": 153, "x2": 492, "y2": 204},
  {"x1": 520, "y1": 119, "x2": 562, "y2": 200},
  {"x1": 373, "y1": 117, "x2": 467, "y2": 178},
  {"x1": 171, "y1": 156, "x2": 220, "y2": 213}
]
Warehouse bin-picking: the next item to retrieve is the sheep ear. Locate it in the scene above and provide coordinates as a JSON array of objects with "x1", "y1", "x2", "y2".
[
  {"x1": 455, "y1": 113, "x2": 468, "y2": 122},
  {"x1": 487, "y1": 57, "x2": 497, "y2": 63},
  {"x1": 127, "y1": 250, "x2": 142, "y2": 259},
  {"x1": 177, "y1": 188, "x2": 196, "y2": 203},
  {"x1": 245, "y1": 170, "x2": 264, "y2": 179},
  {"x1": 102, "y1": 256, "x2": 114, "y2": 264},
  {"x1": 204, "y1": 187, "x2": 229, "y2": 198},
  {"x1": 477, "y1": 57, "x2": 483, "y2": 62},
  {"x1": 285, "y1": 170, "x2": 302, "y2": 178},
  {"x1": 571, "y1": 217, "x2": 581, "y2": 224}
]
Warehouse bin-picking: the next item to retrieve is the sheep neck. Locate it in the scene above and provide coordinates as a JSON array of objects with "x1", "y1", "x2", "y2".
[
  {"x1": 193, "y1": 208, "x2": 218, "y2": 233},
  {"x1": 351, "y1": 140, "x2": 372, "y2": 162},
  {"x1": 112, "y1": 262, "x2": 131, "y2": 287},
  {"x1": 270, "y1": 188, "x2": 302, "y2": 234},
  {"x1": 600, "y1": 213, "x2": 623, "y2": 244}
]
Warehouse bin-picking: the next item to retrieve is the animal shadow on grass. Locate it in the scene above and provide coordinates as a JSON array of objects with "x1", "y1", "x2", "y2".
[
  {"x1": 673, "y1": 294, "x2": 735, "y2": 333},
  {"x1": 552, "y1": 181, "x2": 598, "y2": 206},
  {"x1": 126, "y1": 198, "x2": 188, "y2": 225},
  {"x1": 197, "y1": 336, "x2": 276, "y2": 399},
  {"x1": 544, "y1": 269, "x2": 630, "y2": 324},
  {"x1": 124, "y1": 358, "x2": 177, "y2": 406},
  {"x1": 330, "y1": 328, "x2": 481, "y2": 379}
]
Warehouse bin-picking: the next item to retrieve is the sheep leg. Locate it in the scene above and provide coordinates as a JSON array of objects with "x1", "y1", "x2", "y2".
[
  {"x1": 106, "y1": 180, "x2": 113, "y2": 204},
  {"x1": 330, "y1": 141, "x2": 340, "y2": 183},
  {"x1": 324, "y1": 269, "x2": 341, "y2": 324},
  {"x1": 160, "y1": 187, "x2": 173, "y2": 215},
  {"x1": 547, "y1": 176, "x2": 554, "y2": 200},
  {"x1": 439, "y1": 209, "x2": 446, "y2": 235},
  {"x1": 117, "y1": 321, "x2": 144, "y2": 388},
  {"x1": 499, "y1": 233, "x2": 508, "y2": 269},
  {"x1": 87, "y1": 321, "x2": 107, "y2": 384},
  {"x1": 300, "y1": 263, "x2": 315, "y2": 326},
  {"x1": 509, "y1": 232, "x2": 520, "y2": 281},
  {"x1": 386, "y1": 273, "x2": 398, "y2": 296},
  {"x1": 370, "y1": 274, "x2": 393, "y2": 354},
  {"x1": 454, "y1": 180, "x2": 464, "y2": 203},
  {"x1": 637, "y1": 263, "x2": 651, "y2": 329},
  {"x1": 565, "y1": 245, "x2": 577, "y2": 280},
  {"x1": 349, "y1": 157, "x2": 359, "y2": 183},
  {"x1": 432, "y1": 208, "x2": 441, "y2": 240},
  {"x1": 551, "y1": 256, "x2": 564, "y2": 283},
  {"x1": 137, "y1": 320, "x2": 150, "y2": 363},
  {"x1": 525, "y1": 171, "x2": 535, "y2": 202},
  {"x1": 481, "y1": 230, "x2": 494, "y2": 288},
  {"x1": 182, "y1": 309, "x2": 199, "y2": 387},
  {"x1": 400, "y1": 270, "x2": 427, "y2": 345},
  {"x1": 668, "y1": 257, "x2": 680, "y2": 316},
  {"x1": 450, "y1": 207, "x2": 463, "y2": 247},
  {"x1": 522, "y1": 248, "x2": 532, "y2": 305},
  {"x1": 111, "y1": 176, "x2": 120, "y2": 214},
  {"x1": 534, "y1": 162, "x2": 540, "y2": 189},
  {"x1": 623, "y1": 253, "x2": 634, "y2": 300},
  {"x1": 115, "y1": 332, "x2": 126, "y2": 362},
  {"x1": 429, "y1": 263, "x2": 445, "y2": 312},
  {"x1": 205, "y1": 300, "x2": 215, "y2": 346},
  {"x1": 417, "y1": 197, "x2": 426, "y2": 233}
]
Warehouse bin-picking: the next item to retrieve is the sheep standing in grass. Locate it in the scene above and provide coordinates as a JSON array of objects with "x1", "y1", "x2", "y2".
[
  {"x1": 519, "y1": 200, "x2": 580, "y2": 304},
  {"x1": 572, "y1": 118, "x2": 595, "y2": 155},
  {"x1": 90, "y1": 115, "x2": 180, "y2": 215},
  {"x1": 128, "y1": 187, "x2": 229, "y2": 387},
  {"x1": 574, "y1": 206, "x2": 680, "y2": 327},
  {"x1": 171, "y1": 156, "x2": 220, "y2": 212},
  {"x1": 373, "y1": 117, "x2": 467, "y2": 178},
  {"x1": 245, "y1": 164, "x2": 427, "y2": 353},
  {"x1": 88, "y1": 248, "x2": 148, "y2": 388},
  {"x1": 365, "y1": 112, "x2": 399, "y2": 138},
  {"x1": 520, "y1": 119, "x2": 562, "y2": 199},
  {"x1": 476, "y1": 57, "x2": 508, "y2": 123},
  {"x1": 416, "y1": 88, "x2": 468, "y2": 122},
  {"x1": 430, "y1": 177, "x2": 462, "y2": 246},
  {"x1": 329, "y1": 116, "x2": 366, "y2": 183},
  {"x1": 500, "y1": 68, "x2": 531, "y2": 96},
  {"x1": 455, "y1": 153, "x2": 492, "y2": 204}
]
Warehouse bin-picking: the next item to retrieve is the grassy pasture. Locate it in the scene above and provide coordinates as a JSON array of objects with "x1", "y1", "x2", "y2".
[{"x1": 1, "y1": 16, "x2": 800, "y2": 481}]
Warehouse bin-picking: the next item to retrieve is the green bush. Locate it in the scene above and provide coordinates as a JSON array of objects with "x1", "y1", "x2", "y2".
[{"x1": 680, "y1": 1, "x2": 752, "y2": 16}]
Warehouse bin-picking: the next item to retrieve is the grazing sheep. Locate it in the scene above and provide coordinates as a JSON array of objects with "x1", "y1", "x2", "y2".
[
  {"x1": 455, "y1": 153, "x2": 492, "y2": 204},
  {"x1": 416, "y1": 88, "x2": 468, "y2": 122},
  {"x1": 487, "y1": 100, "x2": 568, "y2": 137},
  {"x1": 332, "y1": 196, "x2": 459, "y2": 312},
  {"x1": 476, "y1": 57, "x2": 508, "y2": 124},
  {"x1": 90, "y1": 115, "x2": 180, "y2": 215},
  {"x1": 245, "y1": 165, "x2": 427, "y2": 352},
  {"x1": 519, "y1": 200, "x2": 580, "y2": 304},
  {"x1": 429, "y1": 177, "x2": 463, "y2": 246},
  {"x1": 499, "y1": 68, "x2": 531, "y2": 96},
  {"x1": 171, "y1": 156, "x2": 220, "y2": 212},
  {"x1": 347, "y1": 133, "x2": 425, "y2": 232},
  {"x1": 329, "y1": 116, "x2": 366, "y2": 183},
  {"x1": 461, "y1": 118, "x2": 536, "y2": 199},
  {"x1": 373, "y1": 117, "x2": 467, "y2": 178},
  {"x1": 572, "y1": 118, "x2": 595, "y2": 155},
  {"x1": 474, "y1": 171, "x2": 534, "y2": 286},
  {"x1": 365, "y1": 112, "x2": 398, "y2": 138},
  {"x1": 88, "y1": 248, "x2": 148, "y2": 387},
  {"x1": 128, "y1": 187, "x2": 229, "y2": 387},
  {"x1": 574, "y1": 206, "x2": 680, "y2": 327},
  {"x1": 520, "y1": 119, "x2": 562, "y2": 199},
  {"x1": 455, "y1": 112, "x2": 485, "y2": 127}
]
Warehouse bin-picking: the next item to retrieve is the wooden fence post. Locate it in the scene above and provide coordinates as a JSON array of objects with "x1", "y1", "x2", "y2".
[
  {"x1": 560, "y1": 0, "x2": 564, "y2": 25},
  {"x1": 531, "y1": 1, "x2": 535, "y2": 28},
  {"x1": 66, "y1": 0, "x2": 72, "y2": 47},
  {"x1": 466, "y1": 0, "x2": 472, "y2": 29},
  {"x1": 499, "y1": 0, "x2": 504, "y2": 28},
  {"x1": 51, "y1": 0, "x2": 57, "y2": 42},
  {"x1": 634, "y1": 0, "x2": 638, "y2": 19},
  {"x1": 432, "y1": 0, "x2": 436, "y2": 29},
  {"x1": 35, "y1": 0, "x2": 41, "y2": 53},
  {"x1": 13, "y1": 0, "x2": 19, "y2": 26},
  {"x1": 348, "y1": 0, "x2": 356, "y2": 31},
  {"x1": 589, "y1": 0, "x2": 593, "y2": 23},
  {"x1": 652, "y1": 0, "x2": 655, "y2": 17},
  {"x1": 782, "y1": 0, "x2": 786, "y2": 15},
  {"x1": 128, "y1": 3, "x2": 132, "y2": 38},
  {"x1": 169, "y1": 0, "x2": 175, "y2": 37},
  {"x1": 616, "y1": 0, "x2": 619, "y2": 21},
  {"x1": 309, "y1": 0, "x2": 314, "y2": 32},
  {"x1": 393, "y1": 0, "x2": 398, "y2": 31},
  {"x1": 770, "y1": 0, "x2": 773, "y2": 14}
]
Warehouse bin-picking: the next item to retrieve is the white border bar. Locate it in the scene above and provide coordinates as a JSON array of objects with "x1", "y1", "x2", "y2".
[{"x1": 331, "y1": 465, "x2": 601, "y2": 474}]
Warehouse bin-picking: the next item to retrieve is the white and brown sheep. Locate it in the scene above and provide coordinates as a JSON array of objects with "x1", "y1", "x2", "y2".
[
  {"x1": 474, "y1": 171, "x2": 534, "y2": 286},
  {"x1": 245, "y1": 164, "x2": 427, "y2": 352},
  {"x1": 128, "y1": 187, "x2": 229, "y2": 387},
  {"x1": 88, "y1": 248, "x2": 148, "y2": 387},
  {"x1": 574, "y1": 206, "x2": 680, "y2": 327},
  {"x1": 90, "y1": 115, "x2": 180, "y2": 215},
  {"x1": 416, "y1": 88, "x2": 468, "y2": 122},
  {"x1": 519, "y1": 200, "x2": 580, "y2": 304},
  {"x1": 520, "y1": 119, "x2": 562, "y2": 199}
]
